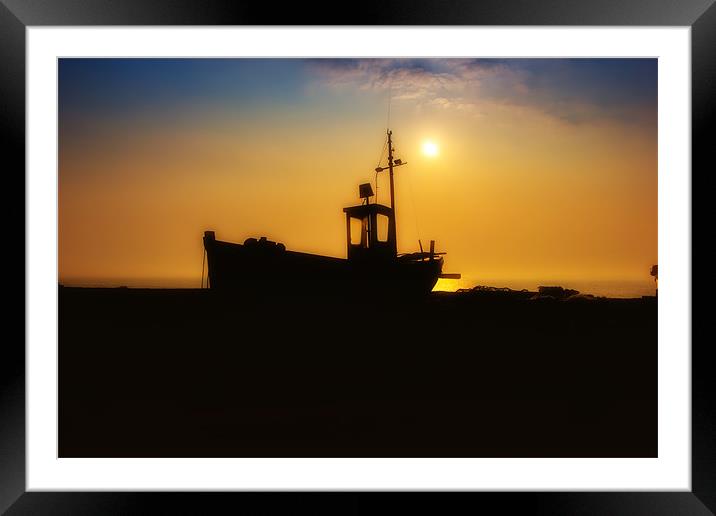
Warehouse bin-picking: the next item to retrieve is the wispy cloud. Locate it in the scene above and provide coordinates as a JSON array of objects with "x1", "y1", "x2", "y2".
[
  {"x1": 308, "y1": 58, "x2": 657, "y2": 126},
  {"x1": 309, "y1": 59, "x2": 465, "y2": 100}
]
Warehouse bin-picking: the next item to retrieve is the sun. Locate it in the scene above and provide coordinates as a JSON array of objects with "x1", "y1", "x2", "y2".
[{"x1": 422, "y1": 140, "x2": 439, "y2": 157}]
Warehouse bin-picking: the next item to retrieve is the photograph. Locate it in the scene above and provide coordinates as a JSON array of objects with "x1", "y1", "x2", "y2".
[
  {"x1": 57, "y1": 57, "x2": 659, "y2": 458},
  {"x1": 0, "y1": 0, "x2": 708, "y2": 506}
]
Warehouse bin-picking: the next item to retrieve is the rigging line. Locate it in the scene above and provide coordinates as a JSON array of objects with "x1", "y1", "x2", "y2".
[
  {"x1": 201, "y1": 248, "x2": 206, "y2": 289},
  {"x1": 392, "y1": 132, "x2": 416, "y2": 236},
  {"x1": 375, "y1": 139, "x2": 387, "y2": 167},
  {"x1": 375, "y1": 170, "x2": 380, "y2": 205},
  {"x1": 406, "y1": 159, "x2": 422, "y2": 244},
  {"x1": 374, "y1": 139, "x2": 387, "y2": 205}
]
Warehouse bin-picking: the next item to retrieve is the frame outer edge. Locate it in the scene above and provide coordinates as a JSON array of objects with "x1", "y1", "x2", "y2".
[
  {"x1": 0, "y1": 0, "x2": 714, "y2": 26},
  {"x1": 2, "y1": 0, "x2": 710, "y2": 513},
  {"x1": 691, "y1": 1, "x2": 716, "y2": 513},
  {"x1": 0, "y1": 0, "x2": 27, "y2": 514}
]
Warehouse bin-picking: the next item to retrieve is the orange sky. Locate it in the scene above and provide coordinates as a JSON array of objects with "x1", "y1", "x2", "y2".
[{"x1": 59, "y1": 58, "x2": 657, "y2": 294}]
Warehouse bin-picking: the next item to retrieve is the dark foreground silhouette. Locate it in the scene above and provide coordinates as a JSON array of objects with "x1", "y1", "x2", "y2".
[{"x1": 59, "y1": 286, "x2": 656, "y2": 457}]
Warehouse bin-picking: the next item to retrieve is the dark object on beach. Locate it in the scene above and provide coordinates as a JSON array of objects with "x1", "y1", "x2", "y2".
[
  {"x1": 651, "y1": 264, "x2": 658, "y2": 296},
  {"x1": 534, "y1": 285, "x2": 580, "y2": 300},
  {"x1": 564, "y1": 293, "x2": 597, "y2": 302},
  {"x1": 203, "y1": 130, "x2": 459, "y2": 296},
  {"x1": 456, "y1": 285, "x2": 535, "y2": 301}
]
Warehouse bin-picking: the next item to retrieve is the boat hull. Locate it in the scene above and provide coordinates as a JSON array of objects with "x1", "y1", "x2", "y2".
[{"x1": 203, "y1": 234, "x2": 443, "y2": 298}]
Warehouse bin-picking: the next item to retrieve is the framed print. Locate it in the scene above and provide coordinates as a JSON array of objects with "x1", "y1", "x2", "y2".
[{"x1": 2, "y1": 1, "x2": 711, "y2": 514}]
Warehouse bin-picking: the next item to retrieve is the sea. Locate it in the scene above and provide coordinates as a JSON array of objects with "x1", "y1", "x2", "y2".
[{"x1": 62, "y1": 276, "x2": 657, "y2": 299}]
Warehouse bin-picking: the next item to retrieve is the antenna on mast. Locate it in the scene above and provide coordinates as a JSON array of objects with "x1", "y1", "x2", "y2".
[
  {"x1": 375, "y1": 84, "x2": 393, "y2": 203},
  {"x1": 386, "y1": 84, "x2": 392, "y2": 131}
]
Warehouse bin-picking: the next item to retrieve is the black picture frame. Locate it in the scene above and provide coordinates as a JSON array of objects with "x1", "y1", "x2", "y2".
[{"x1": 2, "y1": 1, "x2": 710, "y2": 514}]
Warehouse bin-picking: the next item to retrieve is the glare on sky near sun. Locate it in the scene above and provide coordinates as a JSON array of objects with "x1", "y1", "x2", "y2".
[{"x1": 422, "y1": 140, "x2": 439, "y2": 157}]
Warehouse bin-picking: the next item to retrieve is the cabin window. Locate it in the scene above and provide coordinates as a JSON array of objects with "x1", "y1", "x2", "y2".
[
  {"x1": 350, "y1": 217, "x2": 365, "y2": 246},
  {"x1": 376, "y1": 213, "x2": 389, "y2": 242}
]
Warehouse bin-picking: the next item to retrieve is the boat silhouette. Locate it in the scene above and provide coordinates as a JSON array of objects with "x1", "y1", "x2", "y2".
[{"x1": 203, "y1": 130, "x2": 460, "y2": 296}]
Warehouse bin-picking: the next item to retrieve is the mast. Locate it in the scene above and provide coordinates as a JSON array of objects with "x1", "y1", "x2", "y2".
[
  {"x1": 374, "y1": 129, "x2": 405, "y2": 256},
  {"x1": 387, "y1": 130, "x2": 396, "y2": 217}
]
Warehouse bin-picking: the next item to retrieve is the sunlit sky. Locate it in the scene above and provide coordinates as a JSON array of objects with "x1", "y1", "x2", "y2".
[{"x1": 59, "y1": 58, "x2": 657, "y2": 294}]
